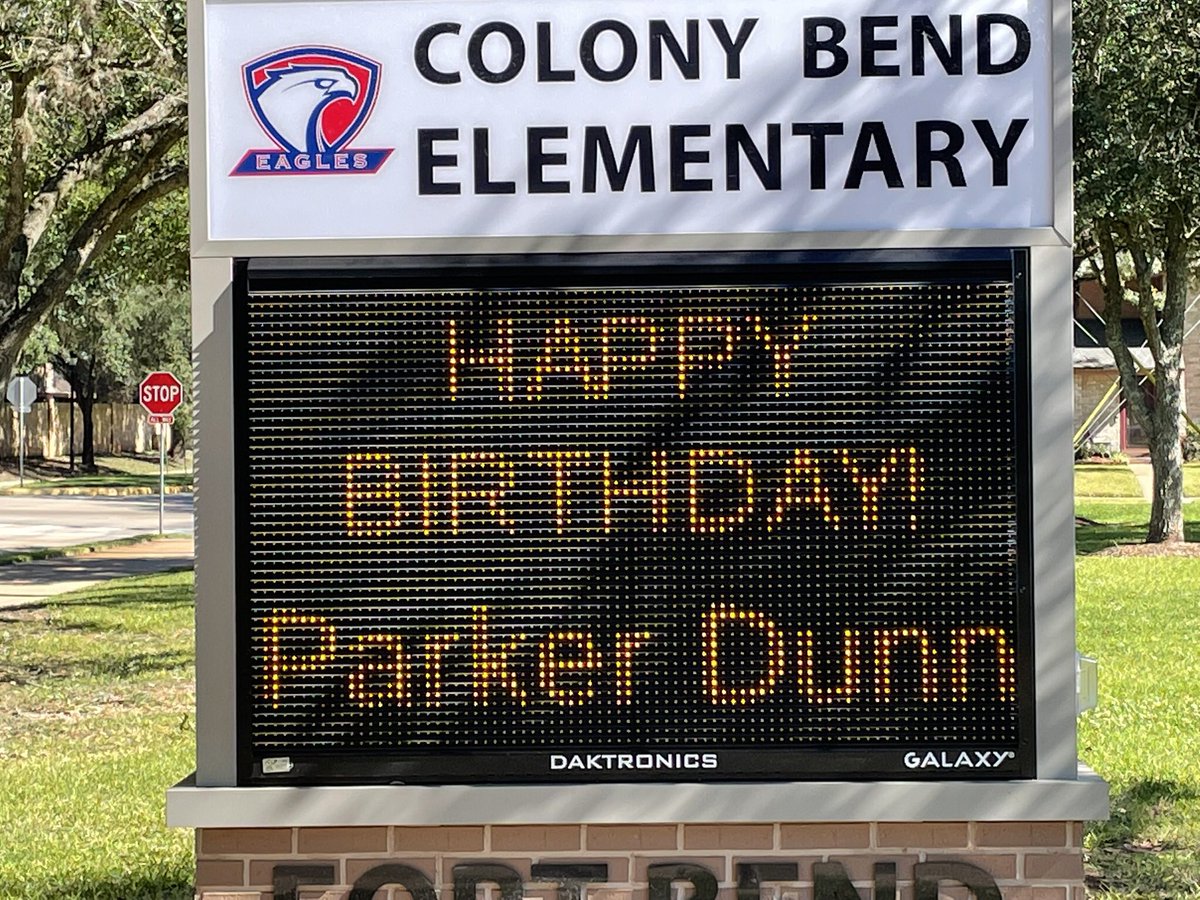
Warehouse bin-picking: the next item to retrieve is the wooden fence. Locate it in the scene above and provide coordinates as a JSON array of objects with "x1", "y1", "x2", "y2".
[{"x1": 0, "y1": 400, "x2": 160, "y2": 459}]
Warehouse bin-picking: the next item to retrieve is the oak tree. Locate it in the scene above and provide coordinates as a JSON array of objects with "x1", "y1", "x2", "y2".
[
  {"x1": 1074, "y1": 0, "x2": 1200, "y2": 542},
  {"x1": 0, "y1": 0, "x2": 186, "y2": 383},
  {"x1": 21, "y1": 194, "x2": 189, "y2": 470}
]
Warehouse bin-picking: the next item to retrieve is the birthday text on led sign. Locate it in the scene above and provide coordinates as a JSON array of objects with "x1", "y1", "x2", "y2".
[{"x1": 259, "y1": 305, "x2": 1017, "y2": 716}]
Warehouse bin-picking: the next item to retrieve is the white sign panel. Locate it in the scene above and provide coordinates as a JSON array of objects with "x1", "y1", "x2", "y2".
[
  {"x1": 204, "y1": 0, "x2": 1053, "y2": 242},
  {"x1": 5, "y1": 376, "x2": 36, "y2": 413}
]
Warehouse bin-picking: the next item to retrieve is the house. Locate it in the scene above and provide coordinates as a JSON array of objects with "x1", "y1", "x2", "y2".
[{"x1": 1072, "y1": 278, "x2": 1200, "y2": 453}]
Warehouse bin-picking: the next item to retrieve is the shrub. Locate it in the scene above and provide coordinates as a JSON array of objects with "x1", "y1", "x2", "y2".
[
  {"x1": 1075, "y1": 439, "x2": 1115, "y2": 461},
  {"x1": 1184, "y1": 431, "x2": 1200, "y2": 462}
]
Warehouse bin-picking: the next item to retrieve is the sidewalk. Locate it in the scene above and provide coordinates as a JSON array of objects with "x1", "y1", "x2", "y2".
[
  {"x1": 1128, "y1": 461, "x2": 1155, "y2": 501},
  {"x1": 1123, "y1": 446, "x2": 1155, "y2": 502},
  {"x1": 0, "y1": 537, "x2": 194, "y2": 609}
]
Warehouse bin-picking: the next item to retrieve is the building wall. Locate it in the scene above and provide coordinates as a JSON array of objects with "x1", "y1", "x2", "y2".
[
  {"x1": 1185, "y1": 298, "x2": 1200, "y2": 430},
  {"x1": 1075, "y1": 281, "x2": 1200, "y2": 439},
  {"x1": 1073, "y1": 369, "x2": 1121, "y2": 451}
]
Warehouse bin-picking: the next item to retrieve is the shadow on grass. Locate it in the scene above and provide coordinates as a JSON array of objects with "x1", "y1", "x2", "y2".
[
  {"x1": 24, "y1": 872, "x2": 193, "y2": 900},
  {"x1": 78, "y1": 648, "x2": 193, "y2": 679},
  {"x1": 0, "y1": 577, "x2": 193, "y2": 621},
  {"x1": 58, "y1": 591, "x2": 194, "y2": 615},
  {"x1": 48, "y1": 615, "x2": 185, "y2": 635},
  {"x1": 6, "y1": 474, "x2": 193, "y2": 490},
  {"x1": 0, "y1": 648, "x2": 192, "y2": 684},
  {"x1": 50, "y1": 576, "x2": 195, "y2": 609},
  {"x1": 1076, "y1": 518, "x2": 1200, "y2": 555},
  {"x1": 1087, "y1": 779, "x2": 1200, "y2": 896}
]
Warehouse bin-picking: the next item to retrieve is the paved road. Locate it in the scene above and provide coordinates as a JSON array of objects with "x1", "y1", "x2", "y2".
[
  {"x1": 0, "y1": 538, "x2": 194, "y2": 608},
  {"x1": 0, "y1": 493, "x2": 194, "y2": 552}
]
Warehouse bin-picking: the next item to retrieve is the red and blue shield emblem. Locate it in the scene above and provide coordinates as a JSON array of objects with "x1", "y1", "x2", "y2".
[{"x1": 232, "y1": 46, "x2": 392, "y2": 176}]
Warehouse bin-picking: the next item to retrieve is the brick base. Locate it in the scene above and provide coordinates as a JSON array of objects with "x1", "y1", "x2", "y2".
[{"x1": 193, "y1": 822, "x2": 1086, "y2": 900}]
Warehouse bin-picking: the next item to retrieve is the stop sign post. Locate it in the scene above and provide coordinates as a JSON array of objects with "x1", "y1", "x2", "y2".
[
  {"x1": 5, "y1": 375, "x2": 37, "y2": 486},
  {"x1": 139, "y1": 372, "x2": 183, "y2": 534}
]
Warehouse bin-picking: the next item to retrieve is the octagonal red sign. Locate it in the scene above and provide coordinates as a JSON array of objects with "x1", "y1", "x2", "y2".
[{"x1": 139, "y1": 371, "x2": 183, "y2": 416}]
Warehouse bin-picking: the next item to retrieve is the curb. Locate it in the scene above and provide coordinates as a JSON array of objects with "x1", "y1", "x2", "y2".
[
  {"x1": 0, "y1": 533, "x2": 193, "y2": 567},
  {"x1": 0, "y1": 484, "x2": 193, "y2": 497}
]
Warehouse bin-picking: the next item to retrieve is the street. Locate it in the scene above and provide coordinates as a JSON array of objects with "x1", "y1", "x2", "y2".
[{"x1": 0, "y1": 492, "x2": 194, "y2": 552}]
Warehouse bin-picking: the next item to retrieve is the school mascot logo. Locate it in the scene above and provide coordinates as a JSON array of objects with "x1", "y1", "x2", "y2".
[{"x1": 232, "y1": 46, "x2": 392, "y2": 176}]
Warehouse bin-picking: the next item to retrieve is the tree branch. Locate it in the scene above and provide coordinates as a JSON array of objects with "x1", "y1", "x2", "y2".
[
  {"x1": 0, "y1": 130, "x2": 186, "y2": 368},
  {"x1": 1159, "y1": 209, "x2": 1189, "y2": 360},
  {"x1": 1128, "y1": 241, "x2": 1165, "y2": 369},
  {"x1": 24, "y1": 93, "x2": 185, "y2": 255},
  {"x1": 0, "y1": 70, "x2": 34, "y2": 292},
  {"x1": 35, "y1": 151, "x2": 186, "y2": 311},
  {"x1": 109, "y1": 93, "x2": 187, "y2": 145},
  {"x1": 1097, "y1": 221, "x2": 1154, "y2": 430},
  {"x1": 113, "y1": 0, "x2": 175, "y2": 63}
]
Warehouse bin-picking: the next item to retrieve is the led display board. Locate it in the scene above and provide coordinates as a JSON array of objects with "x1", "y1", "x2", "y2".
[{"x1": 234, "y1": 251, "x2": 1033, "y2": 784}]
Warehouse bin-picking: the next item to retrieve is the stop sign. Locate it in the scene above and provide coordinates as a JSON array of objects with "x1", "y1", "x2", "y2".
[{"x1": 139, "y1": 371, "x2": 183, "y2": 416}]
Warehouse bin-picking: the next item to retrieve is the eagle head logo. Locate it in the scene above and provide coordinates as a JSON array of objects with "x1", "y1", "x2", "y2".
[{"x1": 234, "y1": 46, "x2": 391, "y2": 176}]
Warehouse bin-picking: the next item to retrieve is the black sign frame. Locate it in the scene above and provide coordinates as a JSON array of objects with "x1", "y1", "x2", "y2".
[{"x1": 231, "y1": 249, "x2": 1035, "y2": 785}]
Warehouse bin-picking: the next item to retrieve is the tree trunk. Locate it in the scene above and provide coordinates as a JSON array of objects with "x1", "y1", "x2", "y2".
[
  {"x1": 0, "y1": 286, "x2": 65, "y2": 386},
  {"x1": 1096, "y1": 218, "x2": 1189, "y2": 544},
  {"x1": 1145, "y1": 230, "x2": 1189, "y2": 543},
  {"x1": 0, "y1": 324, "x2": 26, "y2": 388},
  {"x1": 1147, "y1": 419, "x2": 1185, "y2": 542},
  {"x1": 1138, "y1": 366, "x2": 1187, "y2": 541},
  {"x1": 78, "y1": 393, "x2": 97, "y2": 473}
]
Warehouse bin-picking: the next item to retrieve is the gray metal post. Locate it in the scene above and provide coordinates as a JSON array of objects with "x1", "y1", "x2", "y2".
[
  {"x1": 159, "y1": 422, "x2": 166, "y2": 535},
  {"x1": 69, "y1": 387, "x2": 75, "y2": 473},
  {"x1": 18, "y1": 377, "x2": 30, "y2": 486},
  {"x1": 17, "y1": 397, "x2": 24, "y2": 487}
]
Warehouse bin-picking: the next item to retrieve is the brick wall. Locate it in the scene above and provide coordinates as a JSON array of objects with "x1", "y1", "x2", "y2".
[
  {"x1": 1185, "y1": 296, "x2": 1200, "y2": 427},
  {"x1": 1073, "y1": 369, "x2": 1121, "y2": 450},
  {"x1": 193, "y1": 821, "x2": 1086, "y2": 900}
]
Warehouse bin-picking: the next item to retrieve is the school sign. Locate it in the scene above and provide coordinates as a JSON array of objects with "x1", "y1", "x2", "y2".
[{"x1": 172, "y1": 1, "x2": 1104, "y2": 898}]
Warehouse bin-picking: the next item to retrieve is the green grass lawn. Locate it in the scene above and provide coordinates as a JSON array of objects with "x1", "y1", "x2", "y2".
[
  {"x1": 1, "y1": 471, "x2": 192, "y2": 493},
  {"x1": 1078, "y1": 554, "x2": 1200, "y2": 898},
  {"x1": 1186, "y1": 464, "x2": 1200, "y2": 499},
  {"x1": 0, "y1": 572, "x2": 194, "y2": 899},
  {"x1": 92, "y1": 454, "x2": 192, "y2": 478},
  {"x1": 1, "y1": 509, "x2": 1199, "y2": 897},
  {"x1": 1076, "y1": 500, "x2": 1200, "y2": 553},
  {"x1": 0, "y1": 453, "x2": 192, "y2": 493},
  {"x1": 9, "y1": 473, "x2": 192, "y2": 490},
  {"x1": 1076, "y1": 464, "x2": 1145, "y2": 499},
  {"x1": 0, "y1": 533, "x2": 191, "y2": 567}
]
